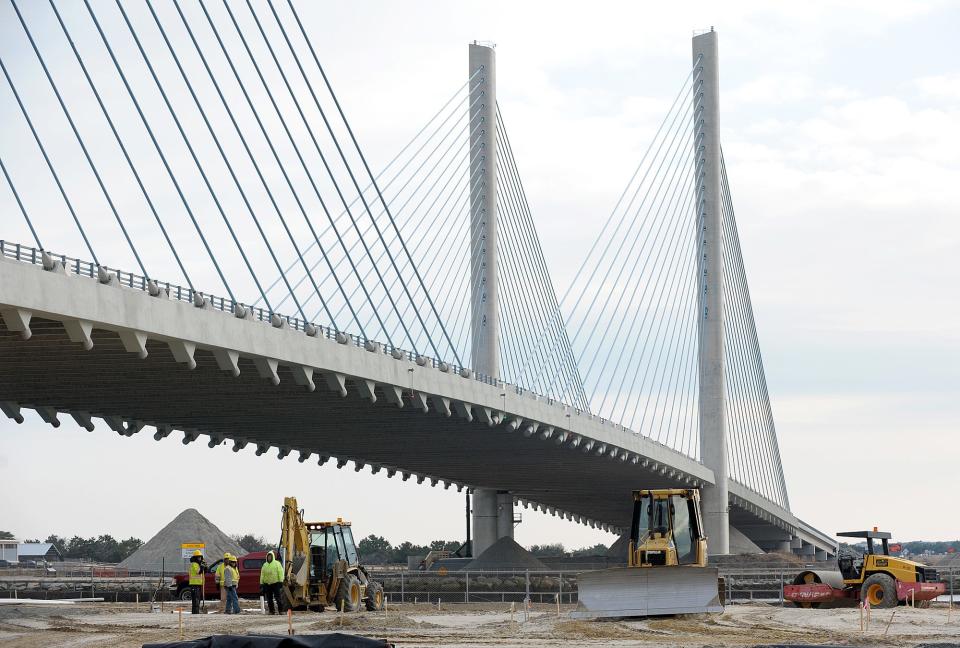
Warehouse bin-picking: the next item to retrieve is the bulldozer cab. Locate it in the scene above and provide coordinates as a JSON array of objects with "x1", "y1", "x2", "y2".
[{"x1": 629, "y1": 489, "x2": 706, "y2": 567}]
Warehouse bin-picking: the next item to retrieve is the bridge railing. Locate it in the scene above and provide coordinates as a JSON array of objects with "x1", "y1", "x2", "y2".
[{"x1": 0, "y1": 240, "x2": 507, "y2": 384}]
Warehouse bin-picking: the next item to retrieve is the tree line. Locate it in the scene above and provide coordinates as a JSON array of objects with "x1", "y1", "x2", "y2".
[{"x1": 356, "y1": 536, "x2": 610, "y2": 564}]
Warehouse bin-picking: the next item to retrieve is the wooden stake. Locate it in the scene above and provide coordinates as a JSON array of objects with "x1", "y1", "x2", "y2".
[
  {"x1": 859, "y1": 602, "x2": 864, "y2": 632},
  {"x1": 556, "y1": 593, "x2": 561, "y2": 618},
  {"x1": 510, "y1": 601, "x2": 515, "y2": 623},
  {"x1": 178, "y1": 607, "x2": 183, "y2": 640},
  {"x1": 882, "y1": 608, "x2": 897, "y2": 637}
]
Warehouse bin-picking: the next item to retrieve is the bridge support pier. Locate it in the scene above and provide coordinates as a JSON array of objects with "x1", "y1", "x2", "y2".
[
  {"x1": 693, "y1": 28, "x2": 729, "y2": 555},
  {"x1": 775, "y1": 539, "x2": 793, "y2": 553},
  {"x1": 472, "y1": 488, "x2": 512, "y2": 556}
]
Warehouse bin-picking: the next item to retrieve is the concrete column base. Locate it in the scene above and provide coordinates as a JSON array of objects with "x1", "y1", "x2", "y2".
[
  {"x1": 775, "y1": 540, "x2": 793, "y2": 553},
  {"x1": 472, "y1": 489, "x2": 498, "y2": 557},
  {"x1": 496, "y1": 491, "x2": 514, "y2": 540}
]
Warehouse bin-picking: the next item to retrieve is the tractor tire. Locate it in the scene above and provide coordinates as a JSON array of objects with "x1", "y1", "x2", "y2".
[
  {"x1": 861, "y1": 573, "x2": 898, "y2": 609},
  {"x1": 365, "y1": 580, "x2": 385, "y2": 611},
  {"x1": 335, "y1": 573, "x2": 362, "y2": 612}
]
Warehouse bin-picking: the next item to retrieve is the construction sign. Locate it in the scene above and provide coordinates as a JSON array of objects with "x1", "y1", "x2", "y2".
[{"x1": 180, "y1": 542, "x2": 206, "y2": 559}]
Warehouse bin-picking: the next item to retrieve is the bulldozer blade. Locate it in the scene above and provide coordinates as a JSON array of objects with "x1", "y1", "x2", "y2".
[{"x1": 571, "y1": 567, "x2": 723, "y2": 618}]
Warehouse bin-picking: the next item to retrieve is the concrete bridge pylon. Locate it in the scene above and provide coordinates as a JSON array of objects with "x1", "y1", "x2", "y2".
[{"x1": 468, "y1": 41, "x2": 512, "y2": 557}]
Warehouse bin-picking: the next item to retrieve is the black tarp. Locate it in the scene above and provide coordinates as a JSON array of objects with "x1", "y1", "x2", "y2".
[{"x1": 143, "y1": 633, "x2": 392, "y2": 648}]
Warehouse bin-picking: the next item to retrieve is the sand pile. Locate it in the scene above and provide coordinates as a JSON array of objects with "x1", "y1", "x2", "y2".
[
  {"x1": 119, "y1": 508, "x2": 244, "y2": 572},
  {"x1": 465, "y1": 537, "x2": 549, "y2": 571}
]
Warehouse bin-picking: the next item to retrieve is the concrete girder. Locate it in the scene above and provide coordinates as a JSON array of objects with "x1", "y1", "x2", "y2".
[
  {"x1": 154, "y1": 425, "x2": 173, "y2": 441},
  {"x1": 213, "y1": 349, "x2": 241, "y2": 376},
  {"x1": 182, "y1": 430, "x2": 200, "y2": 445},
  {"x1": 433, "y1": 396, "x2": 452, "y2": 417},
  {"x1": 411, "y1": 391, "x2": 429, "y2": 412},
  {"x1": 254, "y1": 358, "x2": 280, "y2": 385},
  {"x1": 1, "y1": 307, "x2": 32, "y2": 340},
  {"x1": 290, "y1": 365, "x2": 315, "y2": 392},
  {"x1": 63, "y1": 319, "x2": 94, "y2": 350},
  {"x1": 540, "y1": 426, "x2": 554, "y2": 440},
  {"x1": 323, "y1": 372, "x2": 347, "y2": 397},
  {"x1": 69, "y1": 411, "x2": 95, "y2": 431},
  {"x1": 317, "y1": 455, "x2": 329, "y2": 466},
  {"x1": 118, "y1": 330, "x2": 149, "y2": 359},
  {"x1": 335, "y1": 458, "x2": 348, "y2": 469},
  {"x1": 231, "y1": 439, "x2": 247, "y2": 452},
  {"x1": 298, "y1": 450, "x2": 312, "y2": 463},
  {"x1": 255, "y1": 443, "x2": 269, "y2": 456},
  {"x1": 167, "y1": 340, "x2": 196, "y2": 370},
  {"x1": 453, "y1": 400, "x2": 472, "y2": 422},
  {"x1": 35, "y1": 406, "x2": 60, "y2": 428},
  {"x1": 0, "y1": 401, "x2": 24, "y2": 424},
  {"x1": 277, "y1": 447, "x2": 291, "y2": 460},
  {"x1": 383, "y1": 385, "x2": 404, "y2": 408},
  {"x1": 353, "y1": 460, "x2": 365, "y2": 472}
]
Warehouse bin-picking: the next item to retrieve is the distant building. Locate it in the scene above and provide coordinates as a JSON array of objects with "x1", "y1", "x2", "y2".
[
  {"x1": 17, "y1": 542, "x2": 63, "y2": 562},
  {"x1": 0, "y1": 541, "x2": 17, "y2": 562}
]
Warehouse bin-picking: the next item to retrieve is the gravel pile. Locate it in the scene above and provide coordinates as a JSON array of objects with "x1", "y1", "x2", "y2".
[
  {"x1": 118, "y1": 508, "x2": 244, "y2": 572},
  {"x1": 465, "y1": 537, "x2": 549, "y2": 571}
]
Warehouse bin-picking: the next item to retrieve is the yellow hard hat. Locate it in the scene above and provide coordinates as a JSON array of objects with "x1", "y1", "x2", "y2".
[
  {"x1": 224, "y1": 552, "x2": 233, "y2": 560},
  {"x1": 192, "y1": 550, "x2": 202, "y2": 557}
]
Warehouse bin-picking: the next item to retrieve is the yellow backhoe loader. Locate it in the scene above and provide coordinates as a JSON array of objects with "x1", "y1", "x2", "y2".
[
  {"x1": 279, "y1": 496, "x2": 384, "y2": 612},
  {"x1": 573, "y1": 488, "x2": 723, "y2": 618}
]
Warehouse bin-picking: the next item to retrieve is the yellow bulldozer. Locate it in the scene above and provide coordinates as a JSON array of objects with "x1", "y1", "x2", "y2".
[
  {"x1": 573, "y1": 488, "x2": 724, "y2": 618},
  {"x1": 279, "y1": 496, "x2": 384, "y2": 612}
]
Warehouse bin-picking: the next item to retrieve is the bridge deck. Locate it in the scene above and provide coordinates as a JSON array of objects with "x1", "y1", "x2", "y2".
[{"x1": 0, "y1": 254, "x2": 834, "y2": 554}]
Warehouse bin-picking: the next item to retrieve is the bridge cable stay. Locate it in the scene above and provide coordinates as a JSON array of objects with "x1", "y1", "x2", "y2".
[
  {"x1": 46, "y1": 0, "x2": 194, "y2": 291},
  {"x1": 303, "y1": 86, "x2": 482, "y2": 334},
  {"x1": 719, "y1": 152, "x2": 789, "y2": 508},
  {"x1": 356, "y1": 115, "x2": 484, "y2": 347},
  {"x1": 267, "y1": 0, "x2": 463, "y2": 364},
  {"x1": 513, "y1": 61, "x2": 703, "y2": 390},
  {"x1": 494, "y1": 106, "x2": 589, "y2": 408},
  {"x1": 565, "y1": 80, "x2": 699, "y2": 431},
  {"x1": 114, "y1": 1, "x2": 310, "y2": 322},
  {"x1": 158, "y1": 0, "x2": 348, "y2": 330},
  {"x1": 0, "y1": 155, "x2": 43, "y2": 251},
  {"x1": 509, "y1": 63, "x2": 705, "y2": 458},
  {"x1": 0, "y1": 56, "x2": 96, "y2": 263},
  {"x1": 81, "y1": 0, "x2": 268, "y2": 308},
  {"x1": 592, "y1": 98, "x2": 698, "y2": 418},
  {"x1": 9, "y1": 0, "x2": 150, "y2": 280},
  {"x1": 515, "y1": 66, "x2": 702, "y2": 416},
  {"x1": 495, "y1": 146, "x2": 585, "y2": 406},
  {"x1": 43, "y1": 0, "x2": 237, "y2": 301},
  {"x1": 257, "y1": 69, "x2": 483, "y2": 314}
]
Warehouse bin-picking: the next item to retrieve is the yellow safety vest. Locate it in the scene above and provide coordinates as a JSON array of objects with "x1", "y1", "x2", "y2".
[{"x1": 188, "y1": 561, "x2": 203, "y2": 586}]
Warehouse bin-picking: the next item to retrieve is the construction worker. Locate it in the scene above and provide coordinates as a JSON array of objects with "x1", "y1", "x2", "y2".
[
  {"x1": 215, "y1": 553, "x2": 230, "y2": 613},
  {"x1": 188, "y1": 550, "x2": 204, "y2": 615},
  {"x1": 259, "y1": 550, "x2": 284, "y2": 614},
  {"x1": 223, "y1": 555, "x2": 241, "y2": 614}
]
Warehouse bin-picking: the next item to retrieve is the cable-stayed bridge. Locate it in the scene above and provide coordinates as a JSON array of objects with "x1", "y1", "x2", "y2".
[{"x1": 0, "y1": 2, "x2": 834, "y2": 559}]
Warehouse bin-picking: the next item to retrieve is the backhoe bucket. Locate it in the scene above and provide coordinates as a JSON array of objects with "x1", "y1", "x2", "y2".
[{"x1": 571, "y1": 567, "x2": 723, "y2": 618}]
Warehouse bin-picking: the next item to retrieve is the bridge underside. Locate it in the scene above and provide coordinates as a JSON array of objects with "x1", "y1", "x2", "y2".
[
  {"x1": 0, "y1": 317, "x2": 829, "y2": 558},
  {"x1": 0, "y1": 258, "x2": 835, "y2": 558}
]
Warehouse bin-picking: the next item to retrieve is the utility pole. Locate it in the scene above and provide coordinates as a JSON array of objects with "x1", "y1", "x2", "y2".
[
  {"x1": 693, "y1": 28, "x2": 729, "y2": 555},
  {"x1": 468, "y1": 41, "x2": 507, "y2": 557}
]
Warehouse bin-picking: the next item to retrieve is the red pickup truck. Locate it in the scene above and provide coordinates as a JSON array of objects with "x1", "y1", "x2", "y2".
[{"x1": 172, "y1": 551, "x2": 269, "y2": 601}]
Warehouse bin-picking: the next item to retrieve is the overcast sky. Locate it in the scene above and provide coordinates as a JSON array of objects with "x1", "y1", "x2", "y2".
[{"x1": 1, "y1": 0, "x2": 958, "y2": 549}]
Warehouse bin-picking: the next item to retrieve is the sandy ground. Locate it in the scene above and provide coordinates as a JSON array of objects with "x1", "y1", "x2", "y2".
[{"x1": 0, "y1": 601, "x2": 958, "y2": 647}]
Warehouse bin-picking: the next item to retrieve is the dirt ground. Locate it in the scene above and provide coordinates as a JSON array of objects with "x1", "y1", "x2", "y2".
[{"x1": 1, "y1": 600, "x2": 959, "y2": 647}]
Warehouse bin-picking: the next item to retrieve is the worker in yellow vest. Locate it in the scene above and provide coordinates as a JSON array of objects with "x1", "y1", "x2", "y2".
[
  {"x1": 259, "y1": 550, "x2": 285, "y2": 614},
  {"x1": 215, "y1": 553, "x2": 231, "y2": 613},
  {"x1": 188, "y1": 550, "x2": 205, "y2": 614}
]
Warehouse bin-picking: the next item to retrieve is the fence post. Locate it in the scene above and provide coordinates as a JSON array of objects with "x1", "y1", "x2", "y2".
[
  {"x1": 559, "y1": 572, "x2": 563, "y2": 606},
  {"x1": 400, "y1": 572, "x2": 404, "y2": 604},
  {"x1": 525, "y1": 569, "x2": 530, "y2": 602},
  {"x1": 465, "y1": 572, "x2": 469, "y2": 604}
]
